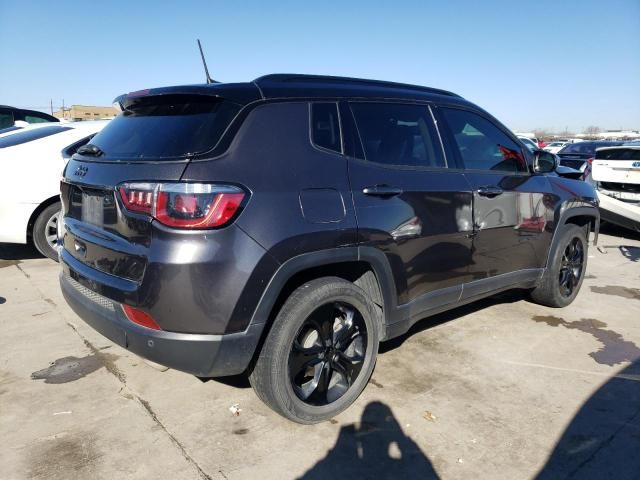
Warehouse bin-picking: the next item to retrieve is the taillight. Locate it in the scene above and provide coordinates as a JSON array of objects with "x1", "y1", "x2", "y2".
[
  {"x1": 117, "y1": 182, "x2": 246, "y2": 229},
  {"x1": 122, "y1": 305, "x2": 161, "y2": 330},
  {"x1": 118, "y1": 183, "x2": 155, "y2": 214},
  {"x1": 586, "y1": 157, "x2": 594, "y2": 165}
]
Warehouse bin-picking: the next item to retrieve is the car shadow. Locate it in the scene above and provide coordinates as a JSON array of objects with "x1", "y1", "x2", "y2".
[
  {"x1": 379, "y1": 289, "x2": 527, "y2": 354},
  {"x1": 536, "y1": 358, "x2": 640, "y2": 479},
  {"x1": 299, "y1": 401, "x2": 439, "y2": 480},
  {"x1": 0, "y1": 243, "x2": 43, "y2": 261},
  {"x1": 599, "y1": 222, "x2": 640, "y2": 241},
  {"x1": 617, "y1": 245, "x2": 640, "y2": 262}
]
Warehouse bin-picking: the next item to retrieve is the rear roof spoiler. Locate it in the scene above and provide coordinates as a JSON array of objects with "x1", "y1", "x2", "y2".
[{"x1": 113, "y1": 83, "x2": 262, "y2": 111}]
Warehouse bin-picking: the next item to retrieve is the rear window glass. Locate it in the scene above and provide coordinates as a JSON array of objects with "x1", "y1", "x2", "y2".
[
  {"x1": 87, "y1": 94, "x2": 240, "y2": 160},
  {"x1": 560, "y1": 142, "x2": 622, "y2": 155},
  {"x1": 0, "y1": 125, "x2": 71, "y2": 148},
  {"x1": 595, "y1": 148, "x2": 640, "y2": 160},
  {"x1": 559, "y1": 143, "x2": 595, "y2": 154}
]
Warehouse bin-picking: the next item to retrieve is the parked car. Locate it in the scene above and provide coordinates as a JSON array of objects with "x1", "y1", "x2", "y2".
[
  {"x1": 58, "y1": 74, "x2": 599, "y2": 423},
  {"x1": 0, "y1": 121, "x2": 109, "y2": 260},
  {"x1": 557, "y1": 141, "x2": 624, "y2": 172},
  {"x1": 0, "y1": 105, "x2": 58, "y2": 129},
  {"x1": 543, "y1": 141, "x2": 568, "y2": 154},
  {"x1": 517, "y1": 136, "x2": 539, "y2": 152},
  {"x1": 589, "y1": 145, "x2": 640, "y2": 232}
]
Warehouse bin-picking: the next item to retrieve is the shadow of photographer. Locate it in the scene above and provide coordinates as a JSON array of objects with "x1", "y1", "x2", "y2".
[
  {"x1": 536, "y1": 358, "x2": 640, "y2": 479},
  {"x1": 299, "y1": 401, "x2": 439, "y2": 480}
]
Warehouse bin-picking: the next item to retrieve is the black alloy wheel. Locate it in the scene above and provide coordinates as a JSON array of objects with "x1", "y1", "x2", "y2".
[
  {"x1": 558, "y1": 236, "x2": 584, "y2": 297},
  {"x1": 289, "y1": 302, "x2": 367, "y2": 406}
]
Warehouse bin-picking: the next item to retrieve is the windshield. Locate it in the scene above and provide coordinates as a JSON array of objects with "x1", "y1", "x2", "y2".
[
  {"x1": 0, "y1": 125, "x2": 71, "y2": 148},
  {"x1": 87, "y1": 94, "x2": 240, "y2": 160},
  {"x1": 519, "y1": 138, "x2": 537, "y2": 152}
]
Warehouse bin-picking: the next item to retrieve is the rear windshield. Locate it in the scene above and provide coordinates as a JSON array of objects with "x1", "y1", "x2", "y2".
[
  {"x1": 0, "y1": 125, "x2": 71, "y2": 148},
  {"x1": 86, "y1": 94, "x2": 240, "y2": 160},
  {"x1": 559, "y1": 143, "x2": 596, "y2": 154},
  {"x1": 560, "y1": 142, "x2": 621, "y2": 155},
  {"x1": 595, "y1": 148, "x2": 640, "y2": 160}
]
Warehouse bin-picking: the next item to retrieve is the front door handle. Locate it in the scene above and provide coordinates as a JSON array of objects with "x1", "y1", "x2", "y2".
[
  {"x1": 476, "y1": 186, "x2": 504, "y2": 197},
  {"x1": 362, "y1": 185, "x2": 404, "y2": 197}
]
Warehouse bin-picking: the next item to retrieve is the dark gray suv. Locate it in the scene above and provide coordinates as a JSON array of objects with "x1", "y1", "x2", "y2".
[{"x1": 59, "y1": 74, "x2": 598, "y2": 423}]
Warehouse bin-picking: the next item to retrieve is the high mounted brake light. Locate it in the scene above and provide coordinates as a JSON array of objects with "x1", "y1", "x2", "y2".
[{"x1": 118, "y1": 183, "x2": 246, "y2": 229}]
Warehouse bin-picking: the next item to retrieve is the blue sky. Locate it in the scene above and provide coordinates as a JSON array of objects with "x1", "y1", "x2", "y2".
[{"x1": 1, "y1": 0, "x2": 638, "y2": 132}]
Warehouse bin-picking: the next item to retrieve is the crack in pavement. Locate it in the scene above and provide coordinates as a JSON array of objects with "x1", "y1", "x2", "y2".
[
  {"x1": 19, "y1": 264, "x2": 216, "y2": 480},
  {"x1": 138, "y1": 397, "x2": 214, "y2": 480},
  {"x1": 63, "y1": 323, "x2": 214, "y2": 480}
]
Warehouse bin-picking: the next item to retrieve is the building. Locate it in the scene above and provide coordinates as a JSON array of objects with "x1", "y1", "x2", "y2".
[
  {"x1": 575, "y1": 129, "x2": 640, "y2": 140},
  {"x1": 53, "y1": 105, "x2": 117, "y2": 121}
]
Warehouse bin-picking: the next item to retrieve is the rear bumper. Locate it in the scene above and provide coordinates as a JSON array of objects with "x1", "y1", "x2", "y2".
[
  {"x1": 597, "y1": 192, "x2": 640, "y2": 232},
  {"x1": 0, "y1": 201, "x2": 35, "y2": 244},
  {"x1": 60, "y1": 272, "x2": 264, "y2": 377}
]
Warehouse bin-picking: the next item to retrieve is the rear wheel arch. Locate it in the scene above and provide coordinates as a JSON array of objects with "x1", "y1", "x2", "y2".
[
  {"x1": 247, "y1": 248, "x2": 397, "y2": 372},
  {"x1": 27, "y1": 195, "x2": 61, "y2": 239}
]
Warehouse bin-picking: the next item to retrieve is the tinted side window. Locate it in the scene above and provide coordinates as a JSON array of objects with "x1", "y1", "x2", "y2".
[
  {"x1": 310, "y1": 103, "x2": 342, "y2": 153},
  {"x1": 0, "y1": 111, "x2": 14, "y2": 129},
  {"x1": 350, "y1": 103, "x2": 445, "y2": 168},
  {"x1": 24, "y1": 114, "x2": 51, "y2": 123},
  {"x1": 441, "y1": 108, "x2": 526, "y2": 172}
]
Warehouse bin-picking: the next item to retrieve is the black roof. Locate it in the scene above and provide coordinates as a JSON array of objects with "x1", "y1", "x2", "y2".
[
  {"x1": 253, "y1": 74, "x2": 463, "y2": 101},
  {"x1": 116, "y1": 74, "x2": 467, "y2": 107},
  {"x1": 0, "y1": 105, "x2": 59, "y2": 122}
]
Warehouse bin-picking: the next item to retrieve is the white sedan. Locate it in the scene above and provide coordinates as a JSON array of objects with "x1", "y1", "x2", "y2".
[
  {"x1": 590, "y1": 145, "x2": 640, "y2": 232},
  {"x1": 543, "y1": 141, "x2": 569, "y2": 154},
  {"x1": 0, "y1": 121, "x2": 110, "y2": 260}
]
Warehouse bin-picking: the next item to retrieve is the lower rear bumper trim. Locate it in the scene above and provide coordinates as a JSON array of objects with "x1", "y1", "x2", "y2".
[{"x1": 59, "y1": 272, "x2": 264, "y2": 377}]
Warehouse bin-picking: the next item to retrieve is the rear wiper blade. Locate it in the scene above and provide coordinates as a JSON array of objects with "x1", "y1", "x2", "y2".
[{"x1": 77, "y1": 144, "x2": 104, "y2": 156}]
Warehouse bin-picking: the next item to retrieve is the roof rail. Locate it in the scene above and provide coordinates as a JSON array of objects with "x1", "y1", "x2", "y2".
[{"x1": 254, "y1": 74, "x2": 461, "y2": 98}]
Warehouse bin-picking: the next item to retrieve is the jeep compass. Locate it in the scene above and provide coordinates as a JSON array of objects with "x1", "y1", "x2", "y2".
[{"x1": 59, "y1": 74, "x2": 598, "y2": 423}]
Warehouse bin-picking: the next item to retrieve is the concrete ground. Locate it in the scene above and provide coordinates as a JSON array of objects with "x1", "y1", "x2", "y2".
[{"x1": 1, "y1": 226, "x2": 639, "y2": 480}]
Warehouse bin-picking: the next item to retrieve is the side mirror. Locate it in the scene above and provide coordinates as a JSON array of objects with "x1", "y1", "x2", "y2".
[{"x1": 533, "y1": 149, "x2": 557, "y2": 173}]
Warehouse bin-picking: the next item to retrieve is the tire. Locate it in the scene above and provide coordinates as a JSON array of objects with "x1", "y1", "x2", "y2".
[
  {"x1": 249, "y1": 277, "x2": 380, "y2": 424},
  {"x1": 530, "y1": 224, "x2": 588, "y2": 307},
  {"x1": 32, "y1": 202, "x2": 61, "y2": 262}
]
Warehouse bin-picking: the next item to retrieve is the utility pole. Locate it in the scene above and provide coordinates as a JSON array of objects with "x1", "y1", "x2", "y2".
[{"x1": 50, "y1": 99, "x2": 53, "y2": 116}]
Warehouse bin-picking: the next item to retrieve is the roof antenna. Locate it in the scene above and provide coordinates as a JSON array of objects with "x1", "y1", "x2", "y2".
[{"x1": 197, "y1": 39, "x2": 215, "y2": 84}]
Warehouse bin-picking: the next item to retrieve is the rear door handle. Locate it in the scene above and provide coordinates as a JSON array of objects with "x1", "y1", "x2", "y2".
[
  {"x1": 362, "y1": 185, "x2": 404, "y2": 197},
  {"x1": 476, "y1": 186, "x2": 504, "y2": 197}
]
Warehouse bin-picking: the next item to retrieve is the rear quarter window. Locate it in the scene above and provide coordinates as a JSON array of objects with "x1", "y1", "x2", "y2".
[{"x1": 310, "y1": 103, "x2": 342, "y2": 154}]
